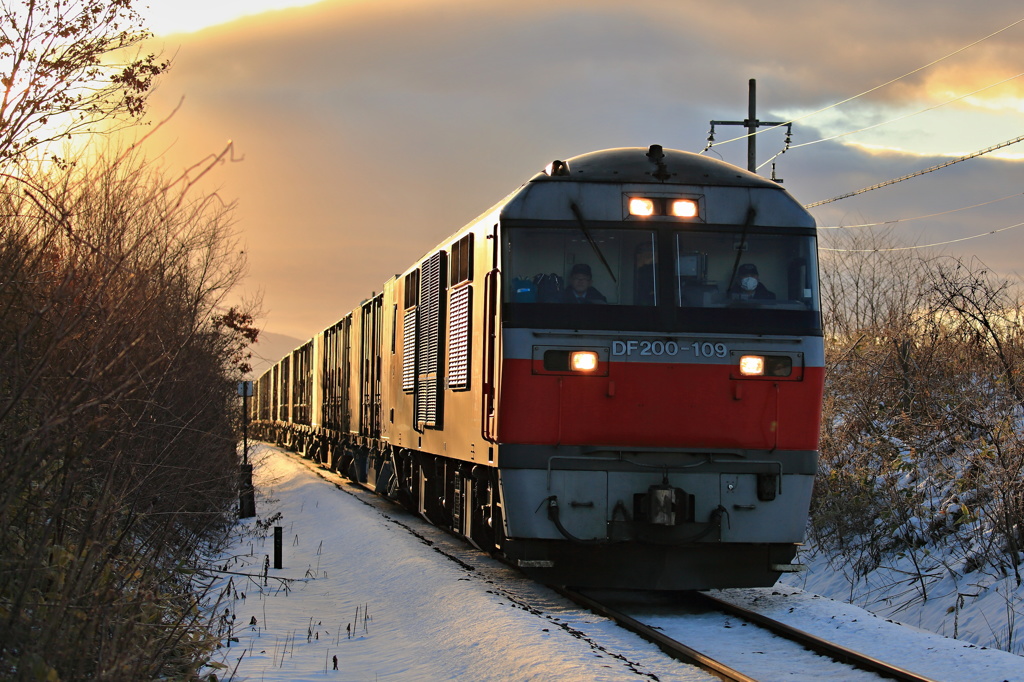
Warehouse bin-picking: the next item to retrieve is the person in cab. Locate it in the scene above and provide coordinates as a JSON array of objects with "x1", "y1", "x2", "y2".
[
  {"x1": 562, "y1": 263, "x2": 607, "y2": 304},
  {"x1": 729, "y1": 263, "x2": 775, "y2": 300}
]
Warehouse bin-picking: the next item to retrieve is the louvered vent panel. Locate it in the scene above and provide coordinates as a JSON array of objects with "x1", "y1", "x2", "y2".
[
  {"x1": 415, "y1": 251, "x2": 445, "y2": 427},
  {"x1": 402, "y1": 308, "x2": 416, "y2": 392},
  {"x1": 447, "y1": 286, "x2": 471, "y2": 389}
]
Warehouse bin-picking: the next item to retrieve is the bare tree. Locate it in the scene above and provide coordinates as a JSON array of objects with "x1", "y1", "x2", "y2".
[
  {"x1": 818, "y1": 226, "x2": 929, "y2": 340},
  {"x1": 811, "y1": 231, "x2": 1024, "y2": 620},
  {"x1": 0, "y1": 0, "x2": 168, "y2": 162}
]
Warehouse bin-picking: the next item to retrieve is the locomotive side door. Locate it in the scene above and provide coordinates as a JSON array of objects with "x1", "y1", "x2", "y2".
[{"x1": 482, "y1": 223, "x2": 500, "y2": 442}]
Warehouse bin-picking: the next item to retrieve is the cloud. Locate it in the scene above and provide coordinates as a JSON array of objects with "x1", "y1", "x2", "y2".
[
  {"x1": 140, "y1": 0, "x2": 1024, "y2": 338},
  {"x1": 143, "y1": 0, "x2": 329, "y2": 36}
]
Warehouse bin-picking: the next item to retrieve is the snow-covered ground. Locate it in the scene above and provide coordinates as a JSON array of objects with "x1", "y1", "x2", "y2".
[
  {"x1": 780, "y1": 535, "x2": 1024, "y2": 659},
  {"x1": 207, "y1": 445, "x2": 1024, "y2": 681}
]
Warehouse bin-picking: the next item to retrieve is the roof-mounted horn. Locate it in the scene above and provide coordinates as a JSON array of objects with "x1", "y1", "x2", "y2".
[{"x1": 544, "y1": 159, "x2": 570, "y2": 176}]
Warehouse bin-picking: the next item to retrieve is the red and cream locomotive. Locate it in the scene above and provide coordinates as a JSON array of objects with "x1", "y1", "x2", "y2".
[{"x1": 252, "y1": 145, "x2": 823, "y2": 590}]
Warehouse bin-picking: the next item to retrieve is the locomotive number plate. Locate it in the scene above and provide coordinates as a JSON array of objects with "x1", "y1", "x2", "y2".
[{"x1": 611, "y1": 340, "x2": 728, "y2": 358}]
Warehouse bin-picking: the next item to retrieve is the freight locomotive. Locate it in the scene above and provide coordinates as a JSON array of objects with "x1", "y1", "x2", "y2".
[{"x1": 250, "y1": 145, "x2": 824, "y2": 590}]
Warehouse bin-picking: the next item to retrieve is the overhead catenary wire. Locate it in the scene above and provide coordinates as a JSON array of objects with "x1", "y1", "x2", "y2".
[
  {"x1": 816, "y1": 191, "x2": 1024, "y2": 230},
  {"x1": 804, "y1": 134, "x2": 1024, "y2": 208},
  {"x1": 821, "y1": 219, "x2": 1024, "y2": 252}
]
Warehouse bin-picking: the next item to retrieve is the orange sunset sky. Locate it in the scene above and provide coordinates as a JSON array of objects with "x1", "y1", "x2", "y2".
[{"x1": 137, "y1": 0, "x2": 1024, "y2": 363}]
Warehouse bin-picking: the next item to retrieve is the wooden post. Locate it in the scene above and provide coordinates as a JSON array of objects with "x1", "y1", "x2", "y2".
[{"x1": 274, "y1": 526, "x2": 283, "y2": 569}]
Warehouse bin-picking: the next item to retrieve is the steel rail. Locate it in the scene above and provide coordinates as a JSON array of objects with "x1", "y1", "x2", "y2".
[
  {"x1": 695, "y1": 592, "x2": 939, "y2": 682},
  {"x1": 557, "y1": 588, "x2": 756, "y2": 682}
]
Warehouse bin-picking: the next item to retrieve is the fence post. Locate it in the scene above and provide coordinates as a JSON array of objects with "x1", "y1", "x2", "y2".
[{"x1": 274, "y1": 526, "x2": 283, "y2": 569}]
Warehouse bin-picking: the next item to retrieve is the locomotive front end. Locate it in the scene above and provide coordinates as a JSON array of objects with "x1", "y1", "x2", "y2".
[{"x1": 493, "y1": 146, "x2": 824, "y2": 589}]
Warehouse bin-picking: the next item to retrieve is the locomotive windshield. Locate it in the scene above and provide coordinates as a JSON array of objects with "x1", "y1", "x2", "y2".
[
  {"x1": 672, "y1": 231, "x2": 817, "y2": 310},
  {"x1": 503, "y1": 225, "x2": 821, "y2": 335},
  {"x1": 506, "y1": 227, "x2": 658, "y2": 306}
]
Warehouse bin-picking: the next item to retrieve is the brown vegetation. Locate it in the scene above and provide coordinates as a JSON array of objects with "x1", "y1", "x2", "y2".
[
  {"x1": 812, "y1": 228, "x2": 1024, "y2": 597},
  {"x1": 0, "y1": 148, "x2": 256, "y2": 679},
  {"x1": 0, "y1": 2, "x2": 258, "y2": 676}
]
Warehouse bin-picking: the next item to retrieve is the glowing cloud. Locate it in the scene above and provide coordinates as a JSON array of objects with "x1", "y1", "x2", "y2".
[{"x1": 142, "y1": 0, "x2": 327, "y2": 35}]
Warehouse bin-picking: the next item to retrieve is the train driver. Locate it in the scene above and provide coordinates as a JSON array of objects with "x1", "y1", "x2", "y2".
[
  {"x1": 562, "y1": 263, "x2": 607, "y2": 304},
  {"x1": 729, "y1": 263, "x2": 776, "y2": 300}
]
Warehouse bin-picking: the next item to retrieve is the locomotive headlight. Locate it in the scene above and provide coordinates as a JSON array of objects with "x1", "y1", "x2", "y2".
[
  {"x1": 670, "y1": 199, "x2": 698, "y2": 218},
  {"x1": 541, "y1": 348, "x2": 607, "y2": 374},
  {"x1": 739, "y1": 355, "x2": 765, "y2": 376},
  {"x1": 628, "y1": 197, "x2": 655, "y2": 217},
  {"x1": 570, "y1": 351, "x2": 599, "y2": 372},
  {"x1": 628, "y1": 196, "x2": 700, "y2": 219}
]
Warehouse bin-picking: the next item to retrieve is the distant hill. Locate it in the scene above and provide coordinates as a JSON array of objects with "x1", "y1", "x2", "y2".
[{"x1": 248, "y1": 330, "x2": 306, "y2": 378}]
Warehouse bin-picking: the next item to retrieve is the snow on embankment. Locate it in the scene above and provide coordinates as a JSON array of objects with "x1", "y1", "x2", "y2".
[
  {"x1": 206, "y1": 445, "x2": 1024, "y2": 681},
  {"x1": 206, "y1": 445, "x2": 708, "y2": 681}
]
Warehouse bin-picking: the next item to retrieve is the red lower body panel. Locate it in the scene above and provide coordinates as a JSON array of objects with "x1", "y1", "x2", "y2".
[{"x1": 497, "y1": 359, "x2": 823, "y2": 450}]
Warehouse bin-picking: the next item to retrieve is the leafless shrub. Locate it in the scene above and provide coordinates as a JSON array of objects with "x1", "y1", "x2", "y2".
[
  {"x1": 0, "y1": 145, "x2": 257, "y2": 679},
  {"x1": 813, "y1": 228, "x2": 1024, "y2": 596}
]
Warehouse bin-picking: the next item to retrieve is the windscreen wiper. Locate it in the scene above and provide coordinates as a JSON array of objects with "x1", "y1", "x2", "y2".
[
  {"x1": 569, "y1": 202, "x2": 617, "y2": 283},
  {"x1": 726, "y1": 206, "x2": 757, "y2": 290}
]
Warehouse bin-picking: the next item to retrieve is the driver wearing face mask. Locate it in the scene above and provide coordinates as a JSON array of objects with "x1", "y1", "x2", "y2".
[{"x1": 730, "y1": 263, "x2": 776, "y2": 300}]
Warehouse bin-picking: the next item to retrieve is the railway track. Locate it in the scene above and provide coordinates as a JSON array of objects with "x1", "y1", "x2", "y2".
[
  {"x1": 280, "y1": 447, "x2": 1012, "y2": 681},
  {"x1": 559, "y1": 588, "x2": 940, "y2": 682}
]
